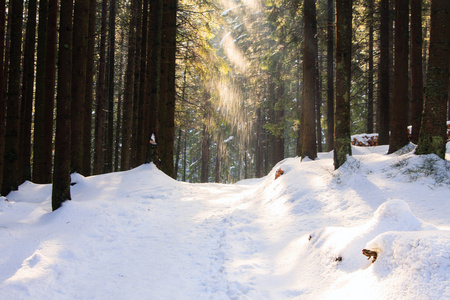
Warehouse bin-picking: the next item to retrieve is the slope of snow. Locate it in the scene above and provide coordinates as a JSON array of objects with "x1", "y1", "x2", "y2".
[{"x1": 0, "y1": 145, "x2": 449, "y2": 299}]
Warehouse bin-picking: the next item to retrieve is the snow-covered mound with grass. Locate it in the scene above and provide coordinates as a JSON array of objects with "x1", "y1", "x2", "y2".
[{"x1": 1, "y1": 144, "x2": 449, "y2": 299}]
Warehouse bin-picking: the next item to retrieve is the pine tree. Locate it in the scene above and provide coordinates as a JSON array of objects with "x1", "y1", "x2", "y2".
[
  {"x1": 301, "y1": 0, "x2": 317, "y2": 160},
  {"x1": 416, "y1": 0, "x2": 450, "y2": 159},
  {"x1": 52, "y1": 0, "x2": 73, "y2": 210},
  {"x1": 2, "y1": 0, "x2": 23, "y2": 196},
  {"x1": 333, "y1": 0, "x2": 352, "y2": 169},
  {"x1": 410, "y1": 0, "x2": 423, "y2": 144},
  {"x1": 388, "y1": 0, "x2": 410, "y2": 154}
]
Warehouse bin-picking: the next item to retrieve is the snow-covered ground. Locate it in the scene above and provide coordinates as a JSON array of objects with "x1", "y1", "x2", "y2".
[{"x1": 1, "y1": 144, "x2": 449, "y2": 299}]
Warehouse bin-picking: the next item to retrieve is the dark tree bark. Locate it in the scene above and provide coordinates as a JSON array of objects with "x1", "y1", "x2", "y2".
[
  {"x1": 388, "y1": 0, "x2": 409, "y2": 154},
  {"x1": 214, "y1": 133, "x2": 222, "y2": 183},
  {"x1": 32, "y1": 0, "x2": 48, "y2": 183},
  {"x1": 367, "y1": 0, "x2": 374, "y2": 133},
  {"x1": 104, "y1": 0, "x2": 116, "y2": 173},
  {"x1": 410, "y1": 0, "x2": 423, "y2": 144},
  {"x1": 378, "y1": 0, "x2": 390, "y2": 145},
  {"x1": 2, "y1": 0, "x2": 23, "y2": 196},
  {"x1": 326, "y1": 0, "x2": 334, "y2": 151},
  {"x1": 316, "y1": 54, "x2": 323, "y2": 153},
  {"x1": 200, "y1": 125, "x2": 210, "y2": 183},
  {"x1": 416, "y1": 0, "x2": 450, "y2": 159},
  {"x1": 19, "y1": 0, "x2": 37, "y2": 182},
  {"x1": 0, "y1": 0, "x2": 5, "y2": 193},
  {"x1": 158, "y1": 0, "x2": 177, "y2": 177},
  {"x1": 255, "y1": 107, "x2": 264, "y2": 178},
  {"x1": 274, "y1": 63, "x2": 285, "y2": 164},
  {"x1": 139, "y1": 0, "x2": 150, "y2": 166},
  {"x1": 93, "y1": 0, "x2": 108, "y2": 175},
  {"x1": 42, "y1": 0, "x2": 58, "y2": 182},
  {"x1": 83, "y1": 0, "x2": 97, "y2": 175},
  {"x1": 52, "y1": 0, "x2": 73, "y2": 210},
  {"x1": 147, "y1": 0, "x2": 163, "y2": 165},
  {"x1": 133, "y1": 0, "x2": 143, "y2": 165},
  {"x1": 121, "y1": 0, "x2": 137, "y2": 171},
  {"x1": 71, "y1": 0, "x2": 90, "y2": 174},
  {"x1": 301, "y1": 0, "x2": 317, "y2": 160},
  {"x1": 333, "y1": 0, "x2": 352, "y2": 169}
]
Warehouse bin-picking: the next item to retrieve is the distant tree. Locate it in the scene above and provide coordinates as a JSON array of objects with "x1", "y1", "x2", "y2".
[
  {"x1": 201, "y1": 93, "x2": 211, "y2": 183},
  {"x1": 52, "y1": 0, "x2": 73, "y2": 210},
  {"x1": 377, "y1": 0, "x2": 390, "y2": 145},
  {"x1": 388, "y1": 0, "x2": 410, "y2": 154},
  {"x1": 416, "y1": 0, "x2": 450, "y2": 159},
  {"x1": 301, "y1": 0, "x2": 317, "y2": 160},
  {"x1": 333, "y1": 0, "x2": 352, "y2": 169},
  {"x1": 2, "y1": 0, "x2": 23, "y2": 196},
  {"x1": 410, "y1": 0, "x2": 423, "y2": 144}
]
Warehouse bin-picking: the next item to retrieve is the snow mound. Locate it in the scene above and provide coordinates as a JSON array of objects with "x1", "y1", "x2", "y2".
[
  {"x1": 389, "y1": 153, "x2": 450, "y2": 185},
  {"x1": 304, "y1": 200, "x2": 448, "y2": 299}
]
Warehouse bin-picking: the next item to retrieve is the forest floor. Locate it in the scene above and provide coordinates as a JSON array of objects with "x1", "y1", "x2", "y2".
[{"x1": 1, "y1": 143, "x2": 449, "y2": 299}]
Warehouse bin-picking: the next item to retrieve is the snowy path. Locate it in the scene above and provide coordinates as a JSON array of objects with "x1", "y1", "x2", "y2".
[{"x1": 1, "y1": 146, "x2": 450, "y2": 299}]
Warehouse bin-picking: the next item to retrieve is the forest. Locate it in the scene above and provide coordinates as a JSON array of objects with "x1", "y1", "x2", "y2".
[{"x1": 0, "y1": 0, "x2": 448, "y2": 210}]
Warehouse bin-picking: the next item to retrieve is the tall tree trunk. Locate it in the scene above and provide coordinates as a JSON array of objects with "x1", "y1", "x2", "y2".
[
  {"x1": 274, "y1": 62, "x2": 285, "y2": 163},
  {"x1": 104, "y1": 0, "x2": 116, "y2": 173},
  {"x1": 158, "y1": 0, "x2": 177, "y2": 178},
  {"x1": 416, "y1": 0, "x2": 450, "y2": 159},
  {"x1": 93, "y1": 0, "x2": 108, "y2": 175},
  {"x1": 326, "y1": 0, "x2": 334, "y2": 151},
  {"x1": 2, "y1": 0, "x2": 23, "y2": 195},
  {"x1": 367, "y1": 0, "x2": 374, "y2": 133},
  {"x1": 147, "y1": 0, "x2": 163, "y2": 165},
  {"x1": 301, "y1": 0, "x2": 317, "y2": 160},
  {"x1": 42, "y1": 0, "x2": 58, "y2": 182},
  {"x1": 200, "y1": 125, "x2": 210, "y2": 183},
  {"x1": 215, "y1": 133, "x2": 222, "y2": 183},
  {"x1": 121, "y1": 0, "x2": 137, "y2": 171},
  {"x1": 255, "y1": 106, "x2": 264, "y2": 177},
  {"x1": 19, "y1": 0, "x2": 37, "y2": 182},
  {"x1": 115, "y1": 53, "x2": 123, "y2": 172},
  {"x1": 83, "y1": 0, "x2": 97, "y2": 176},
  {"x1": 388, "y1": 0, "x2": 409, "y2": 154},
  {"x1": 133, "y1": 0, "x2": 143, "y2": 165},
  {"x1": 316, "y1": 54, "x2": 323, "y2": 153},
  {"x1": 333, "y1": 0, "x2": 352, "y2": 169},
  {"x1": 410, "y1": 0, "x2": 423, "y2": 144},
  {"x1": 52, "y1": 0, "x2": 73, "y2": 210},
  {"x1": 32, "y1": 0, "x2": 48, "y2": 183},
  {"x1": 139, "y1": 0, "x2": 150, "y2": 165},
  {"x1": 378, "y1": 0, "x2": 390, "y2": 145},
  {"x1": 0, "y1": 0, "x2": 5, "y2": 193},
  {"x1": 71, "y1": 0, "x2": 90, "y2": 173}
]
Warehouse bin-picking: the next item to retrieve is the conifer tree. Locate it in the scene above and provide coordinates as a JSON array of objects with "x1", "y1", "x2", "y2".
[
  {"x1": 416, "y1": 0, "x2": 450, "y2": 159},
  {"x1": 333, "y1": 0, "x2": 352, "y2": 169}
]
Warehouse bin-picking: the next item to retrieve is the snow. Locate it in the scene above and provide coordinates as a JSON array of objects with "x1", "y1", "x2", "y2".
[{"x1": 1, "y1": 144, "x2": 450, "y2": 299}]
